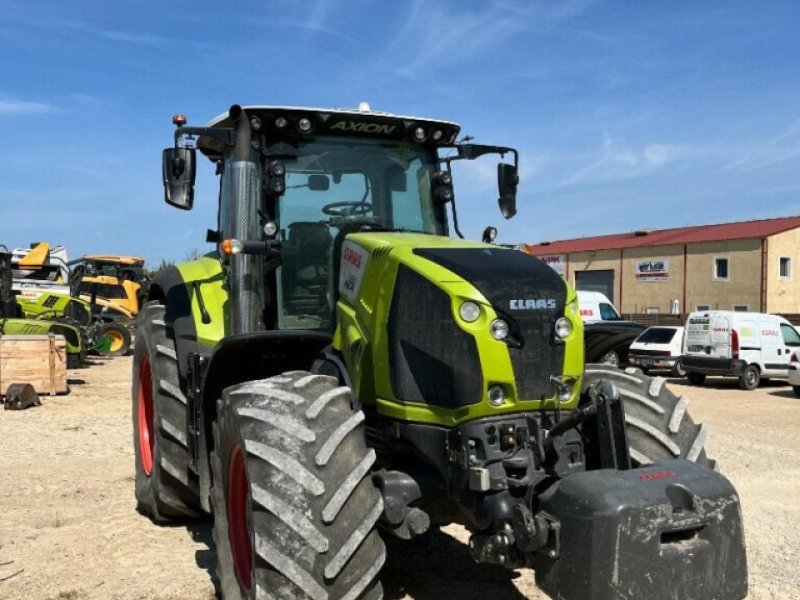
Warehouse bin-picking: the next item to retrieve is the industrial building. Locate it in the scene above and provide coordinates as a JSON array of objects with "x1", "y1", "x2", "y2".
[{"x1": 524, "y1": 215, "x2": 800, "y2": 314}]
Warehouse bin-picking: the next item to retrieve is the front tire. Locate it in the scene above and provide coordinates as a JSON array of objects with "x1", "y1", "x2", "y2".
[
  {"x1": 584, "y1": 365, "x2": 713, "y2": 468},
  {"x1": 793, "y1": 385, "x2": 800, "y2": 398},
  {"x1": 211, "y1": 371, "x2": 386, "y2": 600},
  {"x1": 132, "y1": 302, "x2": 201, "y2": 522},
  {"x1": 687, "y1": 372, "x2": 706, "y2": 386},
  {"x1": 96, "y1": 322, "x2": 131, "y2": 356}
]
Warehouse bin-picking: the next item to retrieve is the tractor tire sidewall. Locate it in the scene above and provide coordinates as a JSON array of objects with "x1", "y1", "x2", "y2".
[
  {"x1": 211, "y1": 371, "x2": 386, "y2": 600},
  {"x1": 584, "y1": 364, "x2": 713, "y2": 468},
  {"x1": 739, "y1": 365, "x2": 760, "y2": 391},
  {"x1": 132, "y1": 302, "x2": 200, "y2": 522},
  {"x1": 98, "y1": 322, "x2": 131, "y2": 356},
  {"x1": 600, "y1": 350, "x2": 620, "y2": 367}
]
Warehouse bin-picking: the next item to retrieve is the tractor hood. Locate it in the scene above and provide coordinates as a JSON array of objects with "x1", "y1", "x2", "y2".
[{"x1": 333, "y1": 233, "x2": 584, "y2": 426}]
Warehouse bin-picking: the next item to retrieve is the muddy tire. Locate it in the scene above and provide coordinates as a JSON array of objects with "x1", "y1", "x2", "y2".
[
  {"x1": 584, "y1": 365, "x2": 713, "y2": 468},
  {"x1": 211, "y1": 371, "x2": 385, "y2": 600},
  {"x1": 132, "y1": 302, "x2": 201, "y2": 522},
  {"x1": 96, "y1": 322, "x2": 131, "y2": 356}
]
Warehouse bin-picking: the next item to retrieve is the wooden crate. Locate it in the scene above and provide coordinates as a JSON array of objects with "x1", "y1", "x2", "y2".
[{"x1": 0, "y1": 334, "x2": 68, "y2": 396}]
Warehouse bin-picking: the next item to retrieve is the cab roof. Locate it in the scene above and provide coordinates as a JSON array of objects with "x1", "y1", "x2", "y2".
[
  {"x1": 83, "y1": 255, "x2": 145, "y2": 265},
  {"x1": 196, "y1": 105, "x2": 461, "y2": 160}
]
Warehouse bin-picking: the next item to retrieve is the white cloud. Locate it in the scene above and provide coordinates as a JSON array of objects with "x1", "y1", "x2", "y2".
[{"x1": 0, "y1": 98, "x2": 53, "y2": 116}]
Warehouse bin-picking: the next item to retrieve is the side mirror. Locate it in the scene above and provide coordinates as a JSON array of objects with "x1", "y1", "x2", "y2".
[
  {"x1": 497, "y1": 163, "x2": 518, "y2": 219},
  {"x1": 162, "y1": 147, "x2": 196, "y2": 210},
  {"x1": 482, "y1": 226, "x2": 498, "y2": 244}
]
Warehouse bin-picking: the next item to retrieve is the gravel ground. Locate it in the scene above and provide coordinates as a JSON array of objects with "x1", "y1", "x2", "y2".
[{"x1": 0, "y1": 356, "x2": 797, "y2": 599}]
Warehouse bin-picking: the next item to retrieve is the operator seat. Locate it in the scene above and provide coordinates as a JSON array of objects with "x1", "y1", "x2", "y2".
[{"x1": 284, "y1": 222, "x2": 333, "y2": 322}]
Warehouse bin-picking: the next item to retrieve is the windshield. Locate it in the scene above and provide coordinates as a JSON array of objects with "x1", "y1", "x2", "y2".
[
  {"x1": 278, "y1": 136, "x2": 441, "y2": 234},
  {"x1": 636, "y1": 327, "x2": 678, "y2": 344},
  {"x1": 274, "y1": 136, "x2": 441, "y2": 332},
  {"x1": 599, "y1": 302, "x2": 621, "y2": 321}
]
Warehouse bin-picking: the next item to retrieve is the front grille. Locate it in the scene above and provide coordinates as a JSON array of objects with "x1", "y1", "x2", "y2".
[
  {"x1": 414, "y1": 248, "x2": 567, "y2": 401},
  {"x1": 387, "y1": 266, "x2": 483, "y2": 408},
  {"x1": 65, "y1": 299, "x2": 91, "y2": 326}
]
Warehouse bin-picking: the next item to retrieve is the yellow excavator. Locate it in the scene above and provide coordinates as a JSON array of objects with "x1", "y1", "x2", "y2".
[{"x1": 70, "y1": 254, "x2": 148, "y2": 319}]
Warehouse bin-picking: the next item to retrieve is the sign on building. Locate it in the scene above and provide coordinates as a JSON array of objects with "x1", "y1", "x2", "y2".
[
  {"x1": 635, "y1": 259, "x2": 669, "y2": 282},
  {"x1": 539, "y1": 254, "x2": 566, "y2": 277}
]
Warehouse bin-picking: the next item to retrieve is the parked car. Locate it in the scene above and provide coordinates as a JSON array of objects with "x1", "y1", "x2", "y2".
[
  {"x1": 682, "y1": 310, "x2": 800, "y2": 390},
  {"x1": 629, "y1": 326, "x2": 686, "y2": 377},
  {"x1": 788, "y1": 351, "x2": 800, "y2": 397},
  {"x1": 577, "y1": 290, "x2": 646, "y2": 366}
]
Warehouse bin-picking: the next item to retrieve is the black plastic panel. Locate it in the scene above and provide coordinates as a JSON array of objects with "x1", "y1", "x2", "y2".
[
  {"x1": 414, "y1": 248, "x2": 567, "y2": 400},
  {"x1": 388, "y1": 266, "x2": 482, "y2": 408}
]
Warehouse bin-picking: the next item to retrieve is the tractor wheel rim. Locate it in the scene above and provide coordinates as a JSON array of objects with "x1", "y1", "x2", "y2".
[
  {"x1": 227, "y1": 445, "x2": 253, "y2": 593},
  {"x1": 107, "y1": 330, "x2": 124, "y2": 352},
  {"x1": 137, "y1": 357, "x2": 155, "y2": 476}
]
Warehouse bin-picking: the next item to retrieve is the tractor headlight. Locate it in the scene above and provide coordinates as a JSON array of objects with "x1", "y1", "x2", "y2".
[
  {"x1": 459, "y1": 301, "x2": 481, "y2": 323},
  {"x1": 555, "y1": 317, "x2": 572, "y2": 339},
  {"x1": 490, "y1": 319, "x2": 509, "y2": 341},
  {"x1": 488, "y1": 384, "x2": 506, "y2": 406}
]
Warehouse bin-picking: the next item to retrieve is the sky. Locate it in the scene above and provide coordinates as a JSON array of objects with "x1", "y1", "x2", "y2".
[{"x1": 1, "y1": 0, "x2": 799, "y2": 267}]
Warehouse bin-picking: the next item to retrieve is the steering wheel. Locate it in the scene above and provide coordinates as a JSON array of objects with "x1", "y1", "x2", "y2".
[{"x1": 322, "y1": 201, "x2": 373, "y2": 217}]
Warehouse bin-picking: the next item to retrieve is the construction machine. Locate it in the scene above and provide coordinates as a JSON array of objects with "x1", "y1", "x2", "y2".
[
  {"x1": 133, "y1": 105, "x2": 747, "y2": 600},
  {"x1": 8, "y1": 244, "x2": 130, "y2": 356},
  {"x1": 70, "y1": 254, "x2": 148, "y2": 319},
  {"x1": 0, "y1": 250, "x2": 85, "y2": 367}
]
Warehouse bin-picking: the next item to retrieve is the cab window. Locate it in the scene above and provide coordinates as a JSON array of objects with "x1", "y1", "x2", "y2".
[{"x1": 781, "y1": 324, "x2": 800, "y2": 346}]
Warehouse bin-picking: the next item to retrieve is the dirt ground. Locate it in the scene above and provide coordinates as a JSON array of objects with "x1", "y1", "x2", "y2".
[{"x1": 0, "y1": 357, "x2": 798, "y2": 600}]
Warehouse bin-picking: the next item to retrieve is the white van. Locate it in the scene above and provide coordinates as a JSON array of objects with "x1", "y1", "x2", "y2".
[
  {"x1": 682, "y1": 310, "x2": 800, "y2": 390},
  {"x1": 576, "y1": 291, "x2": 622, "y2": 322}
]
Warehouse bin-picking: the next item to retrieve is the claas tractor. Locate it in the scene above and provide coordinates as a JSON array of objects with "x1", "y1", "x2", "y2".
[
  {"x1": 133, "y1": 104, "x2": 747, "y2": 600},
  {"x1": 0, "y1": 250, "x2": 85, "y2": 367}
]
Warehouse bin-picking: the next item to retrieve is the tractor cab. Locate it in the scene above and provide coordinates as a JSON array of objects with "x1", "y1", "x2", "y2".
[{"x1": 164, "y1": 104, "x2": 518, "y2": 336}]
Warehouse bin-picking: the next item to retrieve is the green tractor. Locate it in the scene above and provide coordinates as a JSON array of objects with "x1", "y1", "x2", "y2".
[
  {"x1": 15, "y1": 289, "x2": 131, "y2": 356},
  {"x1": 0, "y1": 251, "x2": 85, "y2": 367},
  {"x1": 134, "y1": 105, "x2": 746, "y2": 600}
]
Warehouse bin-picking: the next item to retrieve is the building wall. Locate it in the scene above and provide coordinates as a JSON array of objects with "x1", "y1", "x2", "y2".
[
  {"x1": 568, "y1": 249, "x2": 622, "y2": 303},
  {"x1": 619, "y1": 244, "x2": 685, "y2": 313},
  {"x1": 545, "y1": 228, "x2": 800, "y2": 314},
  {"x1": 766, "y1": 228, "x2": 800, "y2": 312},
  {"x1": 684, "y1": 239, "x2": 762, "y2": 312}
]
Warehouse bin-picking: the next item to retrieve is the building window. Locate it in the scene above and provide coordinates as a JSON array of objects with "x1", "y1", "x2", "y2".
[
  {"x1": 732, "y1": 304, "x2": 749, "y2": 312},
  {"x1": 780, "y1": 257, "x2": 792, "y2": 279},
  {"x1": 645, "y1": 307, "x2": 660, "y2": 315},
  {"x1": 714, "y1": 257, "x2": 729, "y2": 280},
  {"x1": 696, "y1": 304, "x2": 711, "y2": 311}
]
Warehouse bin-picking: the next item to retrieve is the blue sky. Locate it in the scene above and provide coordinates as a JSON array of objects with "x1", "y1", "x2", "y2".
[{"x1": 1, "y1": 0, "x2": 799, "y2": 267}]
